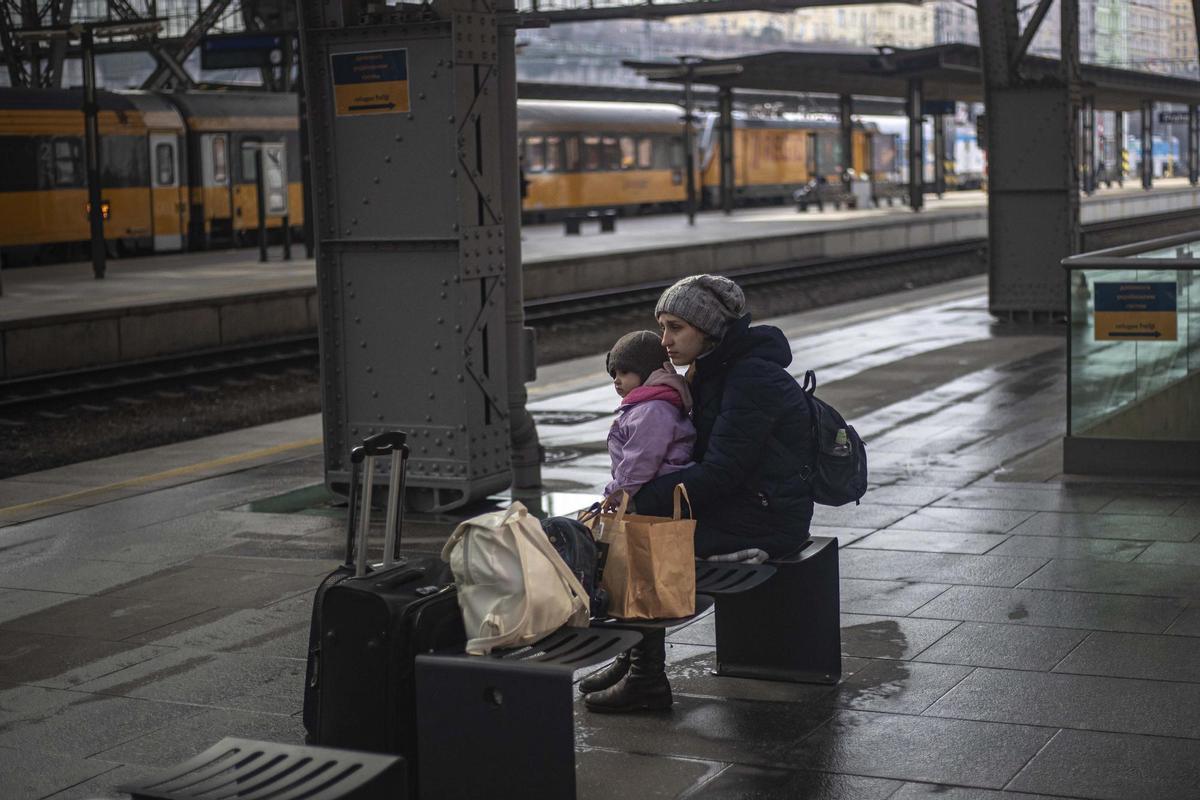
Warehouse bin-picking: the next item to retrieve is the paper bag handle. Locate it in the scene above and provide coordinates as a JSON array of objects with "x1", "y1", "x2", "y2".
[{"x1": 672, "y1": 483, "x2": 694, "y2": 520}]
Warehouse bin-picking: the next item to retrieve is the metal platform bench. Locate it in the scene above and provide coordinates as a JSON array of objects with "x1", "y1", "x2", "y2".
[
  {"x1": 414, "y1": 625, "x2": 642, "y2": 800},
  {"x1": 564, "y1": 208, "x2": 617, "y2": 235},
  {"x1": 122, "y1": 737, "x2": 407, "y2": 800},
  {"x1": 707, "y1": 536, "x2": 842, "y2": 684}
]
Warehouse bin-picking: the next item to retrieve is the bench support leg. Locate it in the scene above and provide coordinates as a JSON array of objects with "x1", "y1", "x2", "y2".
[
  {"x1": 712, "y1": 536, "x2": 841, "y2": 684},
  {"x1": 415, "y1": 655, "x2": 577, "y2": 799}
]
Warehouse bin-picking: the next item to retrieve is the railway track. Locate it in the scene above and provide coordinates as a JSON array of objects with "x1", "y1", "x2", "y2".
[{"x1": 1, "y1": 241, "x2": 986, "y2": 418}]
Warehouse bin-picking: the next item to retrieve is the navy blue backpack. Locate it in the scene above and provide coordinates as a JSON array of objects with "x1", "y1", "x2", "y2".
[
  {"x1": 800, "y1": 370, "x2": 869, "y2": 506},
  {"x1": 540, "y1": 516, "x2": 609, "y2": 619}
]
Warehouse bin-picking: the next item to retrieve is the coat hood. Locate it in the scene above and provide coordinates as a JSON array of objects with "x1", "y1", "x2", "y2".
[
  {"x1": 698, "y1": 314, "x2": 792, "y2": 376},
  {"x1": 641, "y1": 364, "x2": 693, "y2": 412}
]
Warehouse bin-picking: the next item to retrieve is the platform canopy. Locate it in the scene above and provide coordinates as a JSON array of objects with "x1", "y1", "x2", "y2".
[
  {"x1": 626, "y1": 43, "x2": 1200, "y2": 110},
  {"x1": 517, "y1": 0, "x2": 919, "y2": 22}
]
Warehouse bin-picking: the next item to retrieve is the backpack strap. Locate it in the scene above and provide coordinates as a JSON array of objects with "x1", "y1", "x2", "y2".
[
  {"x1": 802, "y1": 370, "x2": 817, "y2": 395},
  {"x1": 799, "y1": 370, "x2": 819, "y2": 482}
]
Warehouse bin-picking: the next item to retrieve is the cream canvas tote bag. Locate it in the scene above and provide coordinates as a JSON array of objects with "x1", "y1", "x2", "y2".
[{"x1": 443, "y1": 501, "x2": 590, "y2": 655}]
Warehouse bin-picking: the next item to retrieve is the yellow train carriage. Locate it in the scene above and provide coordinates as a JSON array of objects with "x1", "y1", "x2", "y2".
[
  {"x1": 0, "y1": 88, "x2": 188, "y2": 262},
  {"x1": 166, "y1": 92, "x2": 303, "y2": 249},
  {"x1": 519, "y1": 100, "x2": 689, "y2": 220}
]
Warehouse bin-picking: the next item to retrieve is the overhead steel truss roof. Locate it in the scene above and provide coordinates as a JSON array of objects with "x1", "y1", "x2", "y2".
[
  {"x1": 516, "y1": 0, "x2": 919, "y2": 23},
  {"x1": 626, "y1": 43, "x2": 1200, "y2": 110}
]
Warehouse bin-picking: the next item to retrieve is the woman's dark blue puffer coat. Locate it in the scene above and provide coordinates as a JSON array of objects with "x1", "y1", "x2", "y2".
[{"x1": 635, "y1": 314, "x2": 814, "y2": 558}]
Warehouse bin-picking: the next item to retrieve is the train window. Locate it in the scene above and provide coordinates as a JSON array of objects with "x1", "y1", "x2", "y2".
[
  {"x1": 602, "y1": 136, "x2": 620, "y2": 171},
  {"x1": 637, "y1": 137, "x2": 653, "y2": 169},
  {"x1": 526, "y1": 136, "x2": 545, "y2": 172},
  {"x1": 669, "y1": 139, "x2": 684, "y2": 170},
  {"x1": 545, "y1": 136, "x2": 562, "y2": 172},
  {"x1": 155, "y1": 143, "x2": 175, "y2": 185},
  {"x1": 52, "y1": 138, "x2": 81, "y2": 187},
  {"x1": 241, "y1": 143, "x2": 259, "y2": 182},
  {"x1": 583, "y1": 136, "x2": 601, "y2": 171},
  {"x1": 212, "y1": 136, "x2": 228, "y2": 184},
  {"x1": 565, "y1": 136, "x2": 580, "y2": 171},
  {"x1": 619, "y1": 136, "x2": 636, "y2": 170}
]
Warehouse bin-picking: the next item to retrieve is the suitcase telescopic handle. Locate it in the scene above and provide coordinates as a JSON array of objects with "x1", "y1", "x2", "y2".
[{"x1": 344, "y1": 435, "x2": 411, "y2": 575}]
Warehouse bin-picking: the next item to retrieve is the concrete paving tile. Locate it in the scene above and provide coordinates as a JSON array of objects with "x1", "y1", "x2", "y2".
[
  {"x1": 679, "y1": 764, "x2": 902, "y2": 799},
  {"x1": 1008, "y1": 729, "x2": 1200, "y2": 800},
  {"x1": 841, "y1": 614, "x2": 960, "y2": 661},
  {"x1": 577, "y1": 748, "x2": 724, "y2": 800},
  {"x1": 1008, "y1": 511, "x2": 1200, "y2": 541},
  {"x1": 888, "y1": 783, "x2": 1069, "y2": 800},
  {"x1": 1174, "y1": 498, "x2": 1200, "y2": 517},
  {"x1": 924, "y1": 667, "x2": 1200, "y2": 739},
  {"x1": 840, "y1": 549, "x2": 1046, "y2": 588},
  {"x1": 0, "y1": 685, "x2": 201, "y2": 758},
  {"x1": 0, "y1": 479, "x2": 97, "y2": 507},
  {"x1": 1018, "y1": 558, "x2": 1200, "y2": 599},
  {"x1": 912, "y1": 622, "x2": 1088, "y2": 671},
  {"x1": 912, "y1": 585, "x2": 1187, "y2": 634},
  {"x1": 667, "y1": 648, "x2": 837, "y2": 705},
  {"x1": 72, "y1": 648, "x2": 306, "y2": 715},
  {"x1": 888, "y1": 507, "x2": 1035, "y2": 534},
  {"x1": 811, "y1": 504, "x2": 919, "y2": 529},
  {"x1": 849, "y1": 529, "x2": 1010, "y2": 555},
  {"x1": 810, "y1": 526, "x2": 877, "y2": 547},
  {"x1": 785, "y1": 709, "x2": 1055, "y2": 789},
  {"x1": 868, "y1": 469, "x2": 986, "y2": 490},
  {"x1": 1135, "y1": 541, "x2": 1200, "y2": 566},
  {"x1": 841, "y1": 579, "x2": 952, "y2": 616},
  {"x1": 125, "y1": 594, "x2": 311, "y2": 658},
  {"x1": 933, "y1": 486, "x2": 1113, "y2": 513},
  {"x1": 1164, "y1": 606, "x2": 1200, "y2": 636},
  {"x1": 862, "y1": 485, "x2": 958, "y2": 507},
  {"x1": 89, "y1": 706, "x2": 305, "y2": 768},
  {"x1": 1053, "y1": 631, "x2": 1200, "y2": 683},
  {"x1": 103, "y1": 565, "x2": 317, "y2": 609},
  {"x1": 30, "y1": 644, "x2": 179, "y2": 691},
  {"x1": 0, "y1": 594, "x2": 214, "y2": 642},
  {"x1": 0, "y1": 746, "x2": 119, "y2": 800},
  {"x1": 1099, "y1": 496, "x2": 1188, "y2": 516},
  {"x1": 0, "y1": 557, "x2": 167, "y2": 596},
  {"x1": 665, "y1": 614, "x2": 715, "y2": 647},
  {"x1": 574, "y1": 694, "x2": 834, "y2": 769},
  {"x1": 987, "y1": 535, "x2": 1148, "y2": 562},
  {"x1": 0, "y1": 589, "x2": 79, "y2": 624},
  {"x1": 835, "y1": 658, "x2": 973, "y2": 715},
  {"x1": 0, "y1": 631, "x2": 144, "y2": 685},
  {"x1": 40, "y1": 762, "x2": 158, "y2": 800},
  {"x1": 187, "y1": 554, "x2": 336, "y2": 576}
]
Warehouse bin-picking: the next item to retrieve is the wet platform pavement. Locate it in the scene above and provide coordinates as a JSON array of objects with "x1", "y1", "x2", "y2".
[{"x1": 3, "y1": 275, "x2": 1200, "y2": 799}]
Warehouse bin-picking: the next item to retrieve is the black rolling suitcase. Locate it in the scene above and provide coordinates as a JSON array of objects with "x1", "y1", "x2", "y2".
[{"x1": 302, "y1": 431, "x2": 465, "y2": 790}]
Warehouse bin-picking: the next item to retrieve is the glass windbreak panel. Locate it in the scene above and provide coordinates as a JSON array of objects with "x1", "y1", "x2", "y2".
[
  {"x1": 1070, "y1": 268, "x2": 1196, "y2": 440},
  {"x1": 1129, "y1": 239, "x2": 1200, "y2": 260}
]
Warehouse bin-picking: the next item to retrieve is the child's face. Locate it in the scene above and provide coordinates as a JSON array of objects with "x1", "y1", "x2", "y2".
[{"x1": 612, "y1": 369, "x2": 642, "y2": 399}]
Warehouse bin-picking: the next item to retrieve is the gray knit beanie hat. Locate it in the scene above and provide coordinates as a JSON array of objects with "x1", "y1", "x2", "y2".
[
  {"x1": 654, "y1": 274, "x2": 746, "y2": 338},
  {"x1": 606, "y1": 331, "x2": 669, "y2": 384}
]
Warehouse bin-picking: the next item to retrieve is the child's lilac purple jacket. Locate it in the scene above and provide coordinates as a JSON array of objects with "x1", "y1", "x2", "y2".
[{"x1": 605, "y1": 366, "x2": 696, "y2": 498}]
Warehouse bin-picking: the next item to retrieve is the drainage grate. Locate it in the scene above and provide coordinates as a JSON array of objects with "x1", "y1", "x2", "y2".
[{"x1": 122, "y1": 737, "x2": 406, "y2": 800}]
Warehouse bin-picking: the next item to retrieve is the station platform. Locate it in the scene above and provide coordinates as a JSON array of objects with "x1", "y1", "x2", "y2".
[
  {"x1": 3, "y1": 275, "x2": 1199, "y2": 800},
  {"x1": 4, "y1": 178, "x2": 1200, "y2": 378}
]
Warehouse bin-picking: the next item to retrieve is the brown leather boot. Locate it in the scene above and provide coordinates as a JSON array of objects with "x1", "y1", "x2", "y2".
[
  {"x1": 579, "y1": 650, "x2": 630, "y2": 694},
  {"x1": 584, "y1": 630, "x2": 672, "y2": 713}
]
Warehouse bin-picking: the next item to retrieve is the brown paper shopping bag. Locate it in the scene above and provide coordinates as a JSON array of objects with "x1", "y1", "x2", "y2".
[{"x1": 582, "y1": 485, "x2": 696, "y2": 620}]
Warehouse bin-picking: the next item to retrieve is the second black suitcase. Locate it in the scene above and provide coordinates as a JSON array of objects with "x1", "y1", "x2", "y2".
[{"x1": 302, "y1": 432, "x2": 465, "y2": 792}]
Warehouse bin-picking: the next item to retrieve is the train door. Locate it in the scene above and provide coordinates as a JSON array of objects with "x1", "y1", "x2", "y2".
[
  {"x1": 149, "y1": 132, "x2": 185, "y2": 252},
  {"x1": 199, "y1": 132, "x2": 233, "y2": 244}
]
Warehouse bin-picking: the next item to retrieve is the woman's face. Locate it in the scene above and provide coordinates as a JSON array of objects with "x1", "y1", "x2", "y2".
[{"x1": 657, "y1": 313, "x2": 708, "y2": 365}]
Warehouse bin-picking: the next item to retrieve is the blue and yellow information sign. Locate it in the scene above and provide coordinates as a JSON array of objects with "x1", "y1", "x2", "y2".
[
  {"x1": 331, "y1": 49, "x2": 410, "y2": 117},
  {"x1": 1094, "y1": 282, "x2": 1177, "y2": 341}
]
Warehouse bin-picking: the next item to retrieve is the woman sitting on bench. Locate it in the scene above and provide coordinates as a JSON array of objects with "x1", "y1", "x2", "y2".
[{"x1": 584, "y1": 274, "x2": 816, "y2": 714}]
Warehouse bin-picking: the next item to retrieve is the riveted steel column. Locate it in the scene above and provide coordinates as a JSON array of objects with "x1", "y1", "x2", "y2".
[
  {"x1": 1141, "y1": 100, "x2": 1153, "y2": 189},
  {"x1": 299, "y1": 0, "x2": 517, "y2": 512},
  {"x1": 498, "y1": 0, "x2": 542, "y2": 490},
  {"x1": 1189, "y1": 105, "x2": 1198, "y2": 185},
  {"x1": 1081, "y1": 95, "x2": 1095, "y2": 195},
  {"x1": 839, "y1": 93, "x2": 853, "y2": 190},
  {"x1": 906, "y1": 78, "x2": 924, "y2": 211},
  {"x1": 933, "y1": 113, "x2": 946, "y2": 197},
  {"x1": 718, "y1": 86, "x2": 734, "y2": 214},
  {"x1": 81, "y1": 27, "x2": 105, "y2": 279},
  {"x1": 976, "y1": 0, "x2": 1079, "y2": 318}
]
